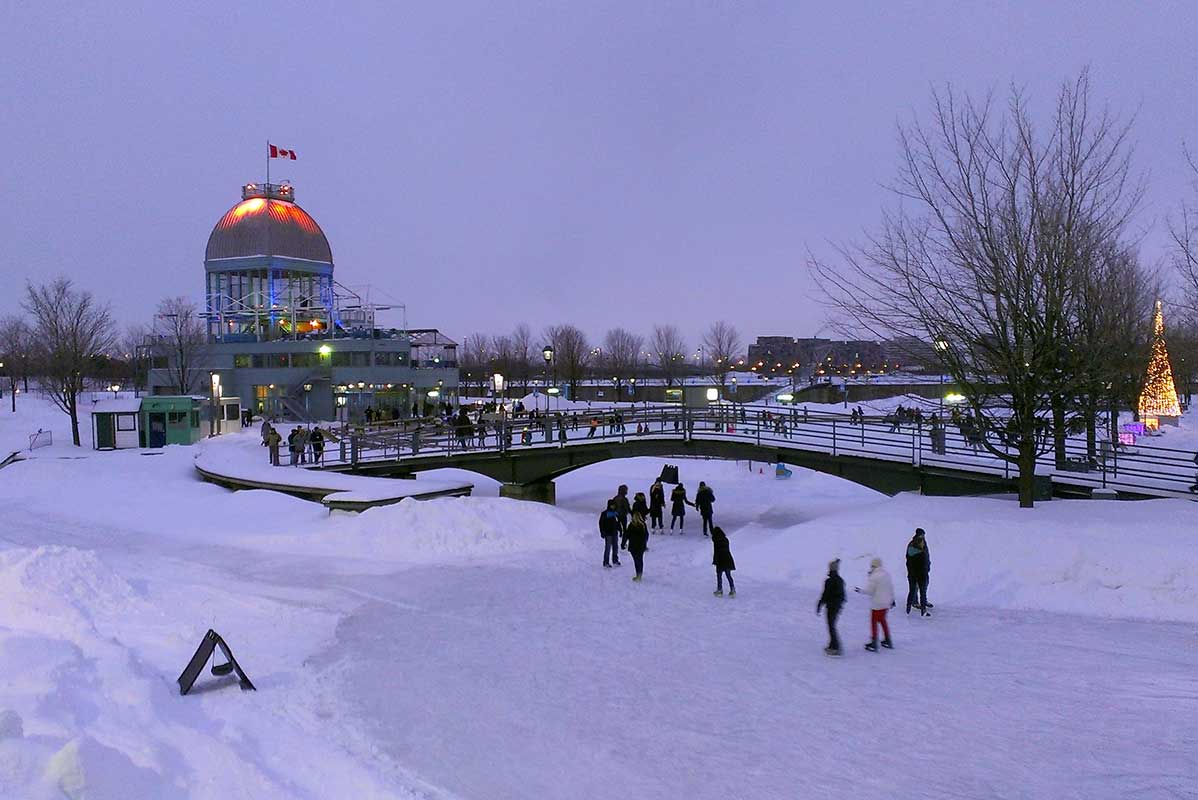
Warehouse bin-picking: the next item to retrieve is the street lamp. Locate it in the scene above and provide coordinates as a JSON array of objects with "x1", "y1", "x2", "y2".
[
  {"x1": 542, "y1": 345, "x2": 555, "y2": 410},
  {"x1": 492, "y1": 372, "x2": 505, "y2": 401},
  {"x1": 209, "y1": 371, "x2": 221, "y2": 436}
]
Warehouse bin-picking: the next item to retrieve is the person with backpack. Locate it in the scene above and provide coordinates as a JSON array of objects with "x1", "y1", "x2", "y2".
[
  {"x1": 855, "y1": 558, "x2": 896, "y2": 652},
  {"x1": 670, "y1": 483, "x2": 693, "y2": 532},
  {"x1": 599, "y1": 500, "x2": 622, "y2": 568},
  {"x1": 649, "y1": 480, "x2": 666, "y2": 532},
  {"x1": 711, "y1": 526, "x2": 736, "y2": 597},
  {"x1": 625, "y1": 511, "x2": 650, "y2": 582},
  {"x1": 905, "y1": 528, "x2": 932, "y2": 616},
  {"x1": 695, "y1": 481, "x2": 716, "y2": 537},
  {"x1": 816, "y1": 559, "x2": 846, "y2": 656}
]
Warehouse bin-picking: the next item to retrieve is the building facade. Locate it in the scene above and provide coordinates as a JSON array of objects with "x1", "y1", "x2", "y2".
[{"x1": 149, "y1": 181, "x2": 459, "y2": 421}]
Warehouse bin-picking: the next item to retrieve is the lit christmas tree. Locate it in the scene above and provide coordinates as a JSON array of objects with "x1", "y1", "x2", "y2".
[{"x1": 1138, "y1": 300, "x2": 1182, "y2": 418}]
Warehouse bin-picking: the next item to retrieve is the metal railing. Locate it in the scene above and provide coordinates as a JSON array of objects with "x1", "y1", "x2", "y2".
[{"x1": 319, "y1": 405, "x2": 1198, "y2": 498}]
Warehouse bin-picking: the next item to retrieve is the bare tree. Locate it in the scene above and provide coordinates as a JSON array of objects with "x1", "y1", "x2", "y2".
[
  {"x1": 23, "y1": 278, "x2": 118, "y2": 446},
  {"x1": 489, "y1": 334, "x2": 518, "y2": 398},
  {"x1": 701, "y1": 321, "x2": 741, "y2": 387},
  {"x1": 459, "y1": 333, "x2": 492, "y2": 397},
  {"x1": 155, "y1": 296, "x2": 208, "y2": 395},
  {"x1": 511, "y1": 323, "x2": 535, "y2": 394},
  {"x1": 0, "y1": 315, "x2": 34, "y2": 405},
  {"x1": 545, "y1": 324, "x2": 591, "y2": 398},
  {"x1": 650, "y1": 324, "x2": 687, "y2": 387},
  {"x1": 812, "y1": 73, "x2": 1140, "y2": 507},
  {"x1": 601, "y1": 328, "x2": 644, "y2": 393}
]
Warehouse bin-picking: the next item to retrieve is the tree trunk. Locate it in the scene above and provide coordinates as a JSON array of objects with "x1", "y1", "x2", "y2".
[
  {"x1": 1052, "y1": 396, "x2": 1067, "y2": 469},
  {"x1": 1017, "y1": 434, "x2": 1038, "y2": 508},
  {"x1": 1085, "y1": 407, "x2": 1097, "y2": 462}
]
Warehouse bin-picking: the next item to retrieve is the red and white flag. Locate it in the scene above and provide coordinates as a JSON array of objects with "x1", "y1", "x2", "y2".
[{"x1": 269, "y1": 144, "x2": 297, "y2": 160}]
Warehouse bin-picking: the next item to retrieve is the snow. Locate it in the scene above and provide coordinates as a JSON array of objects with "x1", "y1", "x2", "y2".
[
  {"x1": 0, "y1": 396, "x2": 1195, "y2": 798},
  {"x1": 195, "y1": 427, "x2": 473, "y2": 504}
]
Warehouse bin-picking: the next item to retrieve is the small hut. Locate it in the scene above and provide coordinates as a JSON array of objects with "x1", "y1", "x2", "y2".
[{"x1": 91, "y1": 398, "x2": 143, "y2": 450}]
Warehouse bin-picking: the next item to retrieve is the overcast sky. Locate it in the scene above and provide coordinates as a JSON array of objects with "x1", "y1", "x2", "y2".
[{"x1": 3, "y1": 2, "x2": 1197, "y2": 347}]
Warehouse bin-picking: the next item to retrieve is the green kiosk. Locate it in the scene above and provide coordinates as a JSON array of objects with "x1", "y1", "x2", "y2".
[{"x1": 140, "y1": 397, "x2": 205, "y2": 448}]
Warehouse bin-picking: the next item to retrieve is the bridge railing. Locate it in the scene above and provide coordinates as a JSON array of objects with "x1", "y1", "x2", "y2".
[{"x1": 323, "y1": 404, "x2": 1198, "y2": 498}]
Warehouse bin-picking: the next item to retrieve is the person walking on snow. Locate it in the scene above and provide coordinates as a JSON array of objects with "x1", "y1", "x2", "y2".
[
  {"x1": 625, "y1": 511, "x2": 650, "y2": 581},
  {"x1": 649, "y1": 480, "x2": 666, "y2": 532},
  {"x1": 266, "y1": 426, "x2": 282, "y2": 466},
  {"x1": 816, "y1": 559, "x2": 846, "y2": 656},
  {"x1": 711, "y1": 526, "x2": 736, "y2": 596},
  {"x1": 855, "y1": 558, "x2": 896, "y2": 651},
  {"x1": 905, "y1": 528, "x2": 932, "y2": 616},
  {"x1": 612, "y1": 485, "x2": 632, "y2": 545},
  {"x1": 670, "y1": 483, "x2": 693, "y2": 532},
  {"x1": 599, "y1": 500, "x2": 622, "y2": 568},
  {"x1": 695, "y1": 481, "x2": 716, "y2": 537}
]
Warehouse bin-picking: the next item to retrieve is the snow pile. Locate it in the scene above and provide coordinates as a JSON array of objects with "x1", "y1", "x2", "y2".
[
  {"x1": 0, "y1": 545, "x2": 144, "y2": 628},
  {"x1": 734, "y1": 492, "x2": 1198, "y2": 623},
  {"x1": 253, "y1": 495, "x2": 582, "y2": 568}
]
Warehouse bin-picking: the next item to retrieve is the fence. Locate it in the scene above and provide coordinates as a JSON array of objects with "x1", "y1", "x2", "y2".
[{"x1": 326, "y1": 405, "x2": 1198, "y2": 499}]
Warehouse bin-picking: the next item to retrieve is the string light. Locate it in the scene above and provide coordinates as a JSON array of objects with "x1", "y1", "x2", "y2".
[{"x1": 1138, "y1": 300, "x2": 1182, "y2": 419}]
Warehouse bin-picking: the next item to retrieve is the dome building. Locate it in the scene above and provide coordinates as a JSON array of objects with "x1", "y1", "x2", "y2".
[{"x1": 150, "y1": 182, "x2": 459, "y2": 424}]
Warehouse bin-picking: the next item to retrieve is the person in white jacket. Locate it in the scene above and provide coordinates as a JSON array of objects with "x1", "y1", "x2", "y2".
[{"x1": 855, "y1": 557, "x2": 896, "y2": 652}]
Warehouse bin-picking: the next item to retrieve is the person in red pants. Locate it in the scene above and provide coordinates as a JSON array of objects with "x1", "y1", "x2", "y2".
[{"x1": 855, "y1": 557, "x2": 896, "y2": 652}]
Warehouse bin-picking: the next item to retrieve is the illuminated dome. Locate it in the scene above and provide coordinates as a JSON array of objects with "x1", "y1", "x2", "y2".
[{"x1": 205, "y1": 183, "x2": 332, "y2": 263}]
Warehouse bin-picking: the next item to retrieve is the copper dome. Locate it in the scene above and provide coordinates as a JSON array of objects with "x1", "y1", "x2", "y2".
[{"x1": 205, "y1": 195, "x2": 333, "y2": 264}]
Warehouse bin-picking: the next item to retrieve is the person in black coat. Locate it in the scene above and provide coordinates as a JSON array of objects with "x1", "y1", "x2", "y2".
[
  {"x1": 905, "y1": 528, "x2": 931, "y2": 616},
  {"x1": 670, "y1": 483, "x2": 693, "y2": 532},
  {"x1": 695, "y1": 481, "x2": 716, "y2": 537},
  {"x1": 632, "y1": 491, "x2": 650, "y2": 519},
  {"x1": 649, "y1": 480, "x2": 666, "y2": 531},
  {"x1": 599, "y1": 500, "x2": 622, "y2": 568},
  {"x1": 625, "y1": 511, "x2": 650, "y2": 581},
  {"x1": 612, "y1": 485, "x2": 632, "y2": 543},
  {"x1": 816, "y1": 559, "x2": 846, "y2": 655},
  {"x1": 711, "y1": 526, "x2": 736, "y2": 596}
]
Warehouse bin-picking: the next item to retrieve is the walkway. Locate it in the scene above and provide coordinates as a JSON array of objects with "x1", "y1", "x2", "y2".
[{"x1": 322, "y1": 405, "x2": 1197, "y2": 499}]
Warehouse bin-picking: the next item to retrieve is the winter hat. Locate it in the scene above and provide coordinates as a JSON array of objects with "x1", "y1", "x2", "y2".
[
  {"x1": 828, "y1": 559, "x2": 840, "y2": 572},
  {"x1": 870, "y1": 557, "x2": 882, "y2": 569}
]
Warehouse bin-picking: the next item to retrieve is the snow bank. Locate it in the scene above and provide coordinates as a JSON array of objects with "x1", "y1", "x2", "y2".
[
  {"x1": 734, "y1": 492, "x2": 1198, "y2": 623},
  {"x1": 251, "y1": 495, "x2": 582, "y2": 569}
]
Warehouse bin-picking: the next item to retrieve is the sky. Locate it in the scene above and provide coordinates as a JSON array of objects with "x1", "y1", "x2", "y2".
[{"x1": 2, "y1": 2, "x2": 1197, "y2": 349}]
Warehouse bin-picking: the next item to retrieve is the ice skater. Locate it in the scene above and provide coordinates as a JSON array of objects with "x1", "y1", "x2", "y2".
[
  {"x1": 599, "y1": 499, "x2": 622, "y2": 568},
  {"x1": 649, "y1": 480, "x2": 666, "y2": 531},
  {"x1": 855, "y1": 557, "x2": 896, "y2": 652},
  {"x1": 905, "y1": 528, "x2": 932, "y2": 616},
  {"x1": 695, "y1": 481, "x2": 716, "y2": 537},
  {"x1": 632, "y1": 490, "x2": 650, "y2": 519},
  {"x1": 711, "y1": 526, "x2": 736, "y2": 597},
  {"x1": 612, "y1": 484, "x2": 631, "y2": 545},
  {"x1": 816, "y1": 559, "x2": 846, "y2": 656},
  {"x1": 625, "y1": 511, "x2": 649, "y2": 582},
  {"x1": 670, "y1": 483, "x2": 693, "y2": 532}
]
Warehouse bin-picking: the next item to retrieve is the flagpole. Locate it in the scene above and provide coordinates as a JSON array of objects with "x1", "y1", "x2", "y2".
[{"x1": 266, "y1": 139, "x2": 270, "y2": 186}]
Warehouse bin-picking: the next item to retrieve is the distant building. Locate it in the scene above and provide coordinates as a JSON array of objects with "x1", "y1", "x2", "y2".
[
  {"x1": 746, "y1": 334, "x2": 945, "y2": 380},
  {"x1": 149, "y1": 181, "x2": 458, "y2": 421},
  {"x1": 747, "y1": 336, "x2": 886, "y2": 379}
]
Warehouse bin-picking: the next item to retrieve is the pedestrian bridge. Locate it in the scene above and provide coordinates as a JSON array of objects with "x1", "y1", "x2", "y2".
[{"x1": 317, "y1": 405, "x2": 1195, "y2": 504}]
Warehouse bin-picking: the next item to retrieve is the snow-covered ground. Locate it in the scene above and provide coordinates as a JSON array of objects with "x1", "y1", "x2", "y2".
[{"x1": 0, "y1": 397, "x2": 1195, "y2": 799}]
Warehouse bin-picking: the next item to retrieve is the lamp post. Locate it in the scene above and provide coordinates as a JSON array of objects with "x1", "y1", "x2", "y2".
[
  {"x1": 543, "y1": 345, "x2": 555, "y2": 411},
  {"x1": 209, "y1": 371, "x2": 221, "y2": 436}
]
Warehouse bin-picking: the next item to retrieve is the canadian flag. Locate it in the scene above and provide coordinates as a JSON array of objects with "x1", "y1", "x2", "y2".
[{"x1": 269, "y1": 144, "x2": 297, "y2": 160}]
